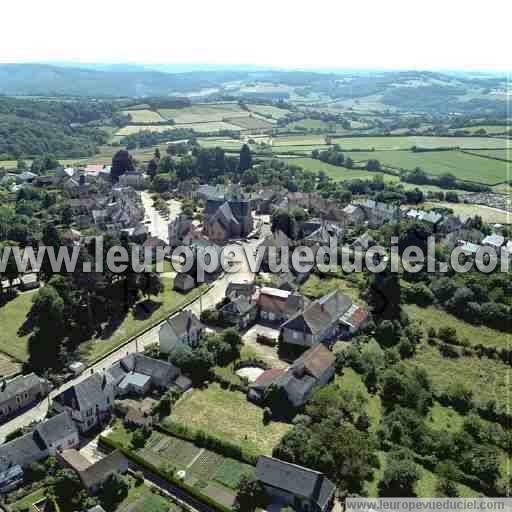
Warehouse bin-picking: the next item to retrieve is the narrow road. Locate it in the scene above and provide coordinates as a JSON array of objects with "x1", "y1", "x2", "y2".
[{"x1": 0, "y1": 239, "x2": 258, "y2": 443}]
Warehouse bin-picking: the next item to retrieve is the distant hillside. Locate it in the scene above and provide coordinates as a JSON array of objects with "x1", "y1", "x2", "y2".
[{"x1": 0, "y1": 64, "x2": 249, "y2": 97}]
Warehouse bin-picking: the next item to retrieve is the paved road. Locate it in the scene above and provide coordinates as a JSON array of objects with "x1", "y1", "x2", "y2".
[
  {"x1": 141, "y1": 191, "x2": 181, "y2": 244},
  {"x1": 0, "y1": 238, "x2": 258, "y2": 443}
]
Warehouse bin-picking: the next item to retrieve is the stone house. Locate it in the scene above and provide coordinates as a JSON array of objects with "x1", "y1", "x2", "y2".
[
  {"x1": 0, "y1": 373, "x2": 51, "y2": 423},
  {"x1": 257, "y1": 287, "x2": 306, "y2": 325},
  {"x1": 256, "y1": 456, "x2": 335, "y2": 512},
  {"x1": 173, "y1": 272, "x2": 196, "y2": 293},
  {"x1": 280, "y1": 290, "x2": 354, "y2": 348},
  {"x1": 203, "y1": 197, "x2": 253, "y2": 243},
  {"x1": 0, "y1": 412, "x2": 79, "y2": 468},
  {"x1": 52, "y1": 373, "x2": 114, "y2": 434},
  {"x1": 220, "y1": 296, "x2": 257, "y2": 329},
  {"x1": 159, "y1": 310, "x2": 204, "y2": 354}
]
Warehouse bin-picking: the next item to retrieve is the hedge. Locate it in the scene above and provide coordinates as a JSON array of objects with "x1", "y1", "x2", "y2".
[
  {"x1": 157, "y1": 421, "x2": 258, "y2": 466},
  {"x1": 99, "y1": 435, "x2": 232, "y2": 512}
]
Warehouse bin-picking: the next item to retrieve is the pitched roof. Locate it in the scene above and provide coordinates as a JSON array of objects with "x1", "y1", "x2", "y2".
[
  {"x1": 222, "y1": 296, "x2": 255, "y2": 315},
  {"x1": 253, "y1": 368, "x2": 286, "y2": 387},
  {"x1": 35, "y1": 412, "x2": 77, "y2": 447},
  {"x1": 59, "y1": 449, "x2": 91, "y2": 472},
  {"x1": 120, "y1": 353, "x2": 180, "y2": 383},
  {"x1": 340, "y1": 304, "x2": 368, "y2": 329},
  {"x1": 0, "y1": 431, "x2": 47, "y2": 467},
  {"x1": 0, "y1": 373, "x2": 45, "y2": 404},
  {"x1": 166, "y1": 310, "x2": 202, "y2": 337},
  {"x1": 283, "y1": 290, "x2": 352, "y2": 335},
  {"x1": 79, "y1": 450, "x2": 127, "y2": 489},
  {"x1": 292, "y1": 344, "x2": 335, "y2": 380},
  {"x1": 256, "y1": 456, "x2": 335, "y2": 510},
  {"x1": 54, "y1": 373, "x2": 113, "y2": 412}
]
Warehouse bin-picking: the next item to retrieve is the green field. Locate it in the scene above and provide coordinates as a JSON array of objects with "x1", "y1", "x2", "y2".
[
  {"x1": 465, "y1": 148, "x2": 512, "y2": 162},
  {"x1": 116, "y1": 125, "x2": 177, "y2": 136},
  {"x1": 405, "y1": 305, "x2": 511, "y2": 350},
  {"x1": 300, "y1": 274, "x2": 362, "y2": 302},
  {"x1": 158, "y1": 103, "x2": 248, "y2": 123},
  {"x1": 346, "y1": 149, "x2": 510, "y2": 184},
  {"x1": 285, "y1": 118, "x2": 332, "y2": 130},
  {"x1": 272, "y1": 134, "x2": 328, "y2": 146},
  {"x1": 169, "y1": 383, "x2": 291, "y2": 456},
  {"x1": 247, "y1": 104, "x2": 291, "y2": 120},
  {"x1": 225, "y1": 115, "x2": 274, "y2": 130},
  {"x1": 331, "y1": 135, "x2": 509, "y2": 151},
  {"x1": 286, "y1": 157, "x2": 400, "y2": 183},
  {"x1": 422, "y1": 202, "x2": 510, "y2": 225},
  {"x1": 197, "y1": 137, "x2": 244, "y2": 151},
  {"x1": 122, "y1": 109, "x2": 166, "y2": 123}
]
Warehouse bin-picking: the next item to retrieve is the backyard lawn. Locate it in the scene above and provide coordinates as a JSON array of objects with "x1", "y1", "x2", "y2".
[{"x1": 169, "y1": 383, "x2": 291, "y2": 456}]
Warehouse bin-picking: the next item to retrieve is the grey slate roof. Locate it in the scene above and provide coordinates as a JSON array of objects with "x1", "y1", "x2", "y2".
[
  {"x1": 0, "y1": 373, "x2": 44, "y2": 404},
  {"x1": 54, "y1": 373, "x2": 113, "y2": 412},
  {"x1": 0, "y1": 431, "x2": 46, "y2": 467},
  {"x1": 166, "y1": 310, "x2": 202, "y2": 338},
  {"x1": 120, "y1": 353, "x2": 180, "y2": 383},
  {"x1": 35, "y1": 412, "x2": 76, "y2": 447},
  {"x1": 256, "y1": 456, "x2": 335, "y2": 511}
]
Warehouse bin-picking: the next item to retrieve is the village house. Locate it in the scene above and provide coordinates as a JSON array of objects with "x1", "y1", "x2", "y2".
[
  {"x1": 259, "y1": 230, "x2": 292, "y2": 268},
  {"x1": 0, "y1": 373, "x2": 51, "y2": 423},
  {"x1": 0, "y1": 412, "x2": 79, "y2": 469},
  {"x1": 280, "y1": 290, "x2": 367, "y2": 347},
  {"x1": 257, "y1": 287, "x2": 306, "y2": 325},
  {"x1": 168, "y1": 215, "x2": 201, "y2": 248},
  {"x1": 15, "y1": 171, "x2": 37, "y2": 185},
  {"x1": 57, "y1": 449, "x2": 128, "y2": 494},
  {"x1": 249, "y1": 344, "x2": 336, "y2": 409},
  {"x1": 342, "y1": 204, "x2": 366, "y2": 226},
  {"x1": 118, "y1": 170, "x2": 148, "y2": 189},
  {"x1": 350, "y1": 232, "x2": 376, "y2": 251},
  {"x1": 159, "y1": 310, "x2": 204, "y2": 354},
  {"x1": 255, "y1": 456, "x2": 336, "y2": 512},
  {"x1": 354, "y1": 199, "x2": 398, "y2": 228},
  {"x1": 220, "y1": 295, "x2": 258, "y2": 329},
  {"x1": 226, "y1": 278, "x2": 256, "y2": 300},
  {"x1": 52, "y1": 373, "x2": 114, "y2": 434},
  {"x1": 108, "y1": 353, "x2": 182, "y2": 396}
]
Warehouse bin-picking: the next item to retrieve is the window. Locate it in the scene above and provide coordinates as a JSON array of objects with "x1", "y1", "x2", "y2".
[{"x1": 293, "y1": 331, "x2": 299, "y2": 340}]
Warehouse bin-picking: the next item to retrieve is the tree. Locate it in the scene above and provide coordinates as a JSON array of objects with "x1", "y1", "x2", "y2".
[
  {"x1": 379, "y1": 450, "x2": 419, "y2": 497},
  {"x1": 138, "y1": 272, "x2": 163, "y2": 300},
  {"x1": 97, "y1": 473, "x2": 130, "y2": 511},
  {"x1": 235, "y1": 474, "x2": 264, "y2": 512},
  {"x1": 111, "y1": 149, "x2": 134, "y2": 183},
  {"x1": 367, "y1": 268, "x2": 401, "y2": 322},
  {"x1": 239, "y1": 144, "x2": 253, "y2": 172},
  {"x1": 271, "y1": 209, "x2": 297, "y2": 239},
  {"x1": 147, "y1": 159, "x2": 158, "y2": 179}
]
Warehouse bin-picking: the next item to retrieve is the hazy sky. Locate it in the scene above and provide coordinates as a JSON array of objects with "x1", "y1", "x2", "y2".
[{"x1": 1, "y1": 0, "x2": 510, "y2": 71}]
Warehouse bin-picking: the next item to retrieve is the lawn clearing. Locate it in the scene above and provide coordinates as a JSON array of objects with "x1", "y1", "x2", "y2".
[
  {"x1": 285, "y1": 118, "x2": 332, "y2": 130},
  {"x1": 122, "y1": 109, "x2": 165, "y2": 124},
  {"x1": 174, "y1": 121, "x2": 242, "y2": 133},
  {"x1": 405, "y1": 341, "x2": 511, "y2": 410},
  {"x1": 0, "y1": 290, "x2": 38, "y2": 362},
  {"x1": 405, "y1": 304, "x2": 511, "y2": 350},
  {"x1": 428, "y1": 402, "x2": 465, "y2": 434},
  {"x1": 272, "y1": 135, "x2": 328, "y2": 146},
  {"x1": 169, "y1": 383, "x2": 291, "y2": 456},
  {"x1": 197, "y1": 137, "x2": 244, "y2": 151}
]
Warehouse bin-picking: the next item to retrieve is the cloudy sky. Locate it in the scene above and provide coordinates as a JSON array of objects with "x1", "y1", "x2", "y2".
[{"x1": 1, "y1": 0, "x2": 510, "y2": 71}]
